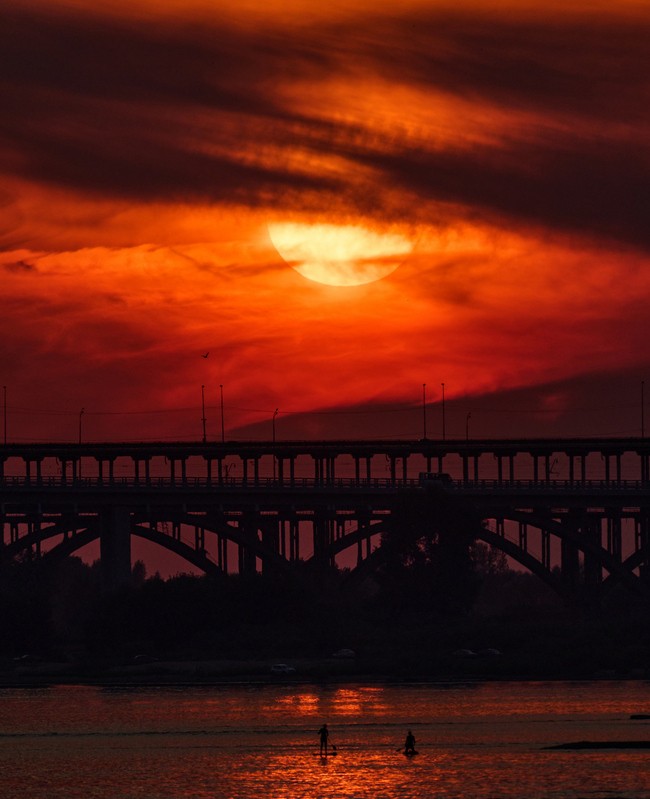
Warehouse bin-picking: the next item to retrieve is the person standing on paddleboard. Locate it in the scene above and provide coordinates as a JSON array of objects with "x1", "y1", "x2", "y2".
[
  {"x1": 404, "y1": 729, "x2": 416, "y2": 754},
  {"x1": 318, "y1": 723, "x2": 329, "y2": 756}
]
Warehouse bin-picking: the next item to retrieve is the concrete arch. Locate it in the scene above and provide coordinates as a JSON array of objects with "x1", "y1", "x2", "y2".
[
  {"x1": 10, "y1": 521, "x2": 220, "y2": 577},
  {"x1": 328, "y1": 518, "x2": 388, "y2": 559},
  {"x1": 166, "y1": 513, "x2": 293, "y2": 575},
  {"x1": 327, "y1": 504, "x2": 649, "y2": 601},
  {"x1": 474, "y1": 524, "x2": 565, "y2": 597},
  {"x1": 490, "y1": 509, "x2": 648, "y2": 597},
  {"x1": 131, "y1": 524, "x2": 221, "y2": 575},
  {"x1": 1, "y1": 511, "x2": 295, "y2": 578},
  {"x1": 2, "y1": 518, "x2": 93, "y2": 560}
]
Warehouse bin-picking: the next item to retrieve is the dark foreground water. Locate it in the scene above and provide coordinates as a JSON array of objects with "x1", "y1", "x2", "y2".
[{"x1": 0, "y1": 680, "x2": 649, "y2": 798}]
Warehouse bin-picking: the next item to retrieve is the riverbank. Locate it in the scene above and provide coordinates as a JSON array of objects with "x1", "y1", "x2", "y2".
[{"x1": 2, "y1": 651, "x2": 649, "y2": 688}]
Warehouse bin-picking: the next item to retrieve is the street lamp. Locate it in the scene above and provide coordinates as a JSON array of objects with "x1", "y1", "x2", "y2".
[
  {"x1": 272, "y1": 408, "x2": 279, "y2": 479},
  {"x1": 422, "y1": 383, "x2": 427, "y2": 440},
  {"x1": 201, "y1": 384, "x2": 207, "y2": 443},
  {"x1": 441, "y1": 382, "x2": 446, "y2": 441},
  {"x1": 642, "y1": 380, "x2": 646, "y2": 439},
  {"x1": 220, "y1": 384, "x2": 225, "y2": 443},
  {"x1": 272, "y1": 408, "x2": 279, "y2": 442},
  {"x1": 78, "y1": 407, "x2": 85, "y2": 479}
]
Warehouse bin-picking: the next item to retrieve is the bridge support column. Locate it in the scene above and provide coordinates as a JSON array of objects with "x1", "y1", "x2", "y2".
[
  {"x1": 642, "y1": 454, "x2": 649, "y2": 483},
  {"x1": 635, "y1": 510, "x2": 650, "y2": 583},
  {"x1": 313, "y1": 510, "x2": 334, "y2": 567},
  {"x1": 606, "y1": 512, "x2": 622, "y2": 562},
  {"x1": 289, "y1": 518, "x2": 300, "y2": 561},
  {"x1": 238, "y1": 513, "x2": 258, "y2": 574},
  {"x1": 583, "y1": 515, "x2": 603, "y2": 592},
  {"x1": 261, "y1": 518, "x2": 280, "y2": 574},
  {"x1": 100, "y1": 506, "x2": 131, "y2": 591},
  {"x1": 214, "y1": 532, "x2": 224, "y2": 571},
  {"x1": 561, "y1": 535, "x2": 580, "y2": 595}
]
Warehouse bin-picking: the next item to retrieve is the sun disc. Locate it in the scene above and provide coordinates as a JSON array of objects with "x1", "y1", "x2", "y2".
[{"x1": 268, "y1": 222, "x2": 413, "y2": 286}]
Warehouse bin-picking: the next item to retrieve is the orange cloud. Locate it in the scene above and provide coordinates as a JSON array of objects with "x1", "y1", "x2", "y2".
[{"x1": 1, "y1": 0, "x2": 649, "y2": 441}]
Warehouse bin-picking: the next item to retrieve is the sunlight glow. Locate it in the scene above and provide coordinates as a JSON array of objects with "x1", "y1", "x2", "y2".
[{"x1": 268, "y1": 222, "x2": 414, "y2": 286}]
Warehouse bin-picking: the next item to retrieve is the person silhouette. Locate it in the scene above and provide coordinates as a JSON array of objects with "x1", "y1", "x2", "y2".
[
  {"x1": 404, "y1": 729, "x2": 416, "y2": 754},
  {"x1": 318, "y1": 723, "x2": 329, "y2": 756}
]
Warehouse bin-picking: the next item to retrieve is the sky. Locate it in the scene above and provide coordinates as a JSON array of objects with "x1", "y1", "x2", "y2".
[{"x1": 2, "y1": 0, "x2": 650, "y2": 442}]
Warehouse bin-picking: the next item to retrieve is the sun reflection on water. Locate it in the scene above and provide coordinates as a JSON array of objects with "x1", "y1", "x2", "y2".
[{"x1": 2, "y1": 683, "x2": 650, "y2": 798}]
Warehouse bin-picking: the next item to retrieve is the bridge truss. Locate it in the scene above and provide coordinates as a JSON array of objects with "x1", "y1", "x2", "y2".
[{"x1": 1, "y1": 438, "x2": 650, "y2": 600}]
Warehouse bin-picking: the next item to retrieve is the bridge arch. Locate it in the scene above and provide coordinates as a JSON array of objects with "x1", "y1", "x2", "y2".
[
  {"x1": 482, "y1": 509, "x2": 649, "y2": 599},
  {"x1": 322, "y1": 501, "x2": 650, "y2": 602},
  {"x1": 1, "y1": 511, "x2": 296, "y2": 581}
]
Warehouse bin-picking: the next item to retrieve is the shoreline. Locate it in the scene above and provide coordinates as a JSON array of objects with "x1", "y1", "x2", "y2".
[{"x1": 1, "y1": 656, "x2": 649, "y2": 689}]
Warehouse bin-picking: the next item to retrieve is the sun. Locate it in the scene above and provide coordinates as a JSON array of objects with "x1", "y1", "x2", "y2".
[{"x1": 268, "y1": 222, "x2": 414, "y2": 286}]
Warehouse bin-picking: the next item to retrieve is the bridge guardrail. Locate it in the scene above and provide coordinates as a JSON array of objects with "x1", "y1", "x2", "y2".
[{"x1": 1, "y1": 476, "x2": 650, "y2": 492}]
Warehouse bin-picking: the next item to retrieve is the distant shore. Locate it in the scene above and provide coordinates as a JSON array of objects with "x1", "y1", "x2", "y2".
[{"x1": 1, "y1": 654, "x2": 648, "y2": 688}]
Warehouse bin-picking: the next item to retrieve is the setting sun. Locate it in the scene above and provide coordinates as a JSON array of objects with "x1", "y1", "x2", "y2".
[{"x1": 268, "y1": 222, "x2": 414, "y2": 286}]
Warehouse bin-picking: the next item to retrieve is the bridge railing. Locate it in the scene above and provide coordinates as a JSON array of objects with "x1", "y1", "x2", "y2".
[
  {"x1": 1, "y1": 476, "x2": 650, "y2": 492},
  {"x1": 0, "y1": 476, "x2": 416, "y2": 489}
]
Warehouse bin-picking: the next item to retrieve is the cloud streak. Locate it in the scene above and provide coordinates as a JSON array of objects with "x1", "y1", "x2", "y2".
[
  {"x1": 2, "y1": 2, "x2": 649, "y2": 246},
  {"x1": 1, "y1": 0, "x2": 649, "y2": 441}
]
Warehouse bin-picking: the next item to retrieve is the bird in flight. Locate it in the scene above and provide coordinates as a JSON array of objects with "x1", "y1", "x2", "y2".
[{"x1": 201, "y1": 352, "x2": 210, "y2": 358}]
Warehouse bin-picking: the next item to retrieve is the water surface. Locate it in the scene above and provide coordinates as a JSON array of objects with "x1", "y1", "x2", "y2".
[{"x1": 1, "y1": 681, "x2": 649, "y2": 798}]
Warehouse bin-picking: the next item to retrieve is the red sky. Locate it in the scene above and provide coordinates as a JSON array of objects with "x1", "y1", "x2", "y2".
[{"x1": 2, "y1": 0, "x2": 650, "y2": 442}]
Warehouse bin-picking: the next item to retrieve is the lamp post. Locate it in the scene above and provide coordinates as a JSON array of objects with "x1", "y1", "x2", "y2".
[
  {"x1": 642, "y1": 380, "x2": 645, "y2": 439},
  {"x1": 78, "y1": 407, "x2": 85, "y2": 479},
  {"x1": 441, "y1": 382, "x2": 446, "y2": 441},
  {"x1": 272, "y1": 408, "x2": 279, "y2": 479},
  {"x1": 220, "y1": 384, "x2": 225, "y2": 443},
  {"x1": 422, "y1": 383, "x2": 427, "y2": 440},
  {"x1": 201, "y1": 384, "x2": 207, "y2": 443}
]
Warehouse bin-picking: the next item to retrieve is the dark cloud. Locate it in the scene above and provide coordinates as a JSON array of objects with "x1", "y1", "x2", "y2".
[
  {"x1": 338, "y1": 129, "x2": 650, "y2": 250},
  {"x1": 365, "y1": 10, "x2": 650, "y2": 123},
  {"x1": 234, "y1": 365, "x2": 650, "y2": 441},
  {"x1": 1, "y1": 3, "x2": 649, "y2": 248},
  {"x1": 3, "y1": 260, "x2": 37, "y2": 273},
  {"x1": 0, "y1": 4, "x2": 341, "y2": 201}
]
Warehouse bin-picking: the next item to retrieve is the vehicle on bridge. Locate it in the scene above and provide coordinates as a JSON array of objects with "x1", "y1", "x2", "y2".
[
  {"x1": 419, "y1": 472, "x2": 453, "y2": 485},
  {"x1": 270, "y1": 663, "x2": 296, "y2": 674}
]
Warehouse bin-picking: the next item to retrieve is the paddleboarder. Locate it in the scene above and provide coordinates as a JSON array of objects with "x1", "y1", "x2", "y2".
[
  {"x1": 318, "y1": 723, "x2": 329, "y2": 756},
  {"x1": 404, "y1": 729, "x2": 416, "y2": 755}
]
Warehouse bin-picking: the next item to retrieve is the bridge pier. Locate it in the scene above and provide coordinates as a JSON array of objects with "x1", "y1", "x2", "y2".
[
  {"x1": 100, "y1": 506, "x2": 132, "y2": 591},
  {"x1": 606, "y1": 512, "x2": 622, "y2": 562},
  {"x1": 583, "y1": 515, "x2": 603, "y2": 593},
  {"x1": 313, "y1": 509, "x2": 335, "y2": 567},
  {"x1": 238, "y1": 512, "x2": 258, "y2": 574},
  {"x1": 635, "y1": 510, "x2": 650, "y2": 583},
  {"x1": 561, "y1": 535, "x2": 581, "y2": 595}
]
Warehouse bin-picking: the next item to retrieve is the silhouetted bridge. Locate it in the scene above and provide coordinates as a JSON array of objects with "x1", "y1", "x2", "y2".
[{"x1": 2, "y1": 438, "x2": 650, "y2": 600}]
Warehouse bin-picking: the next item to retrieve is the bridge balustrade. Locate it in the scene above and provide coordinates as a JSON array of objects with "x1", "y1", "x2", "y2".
[{"x1": 2, "y1": 439, "x2": 650, "y2": 599}]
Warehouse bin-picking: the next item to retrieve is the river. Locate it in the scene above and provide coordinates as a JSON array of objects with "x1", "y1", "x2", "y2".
[{"x1": 0, "y1": 680, "x2": 649, "y2": 798}]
